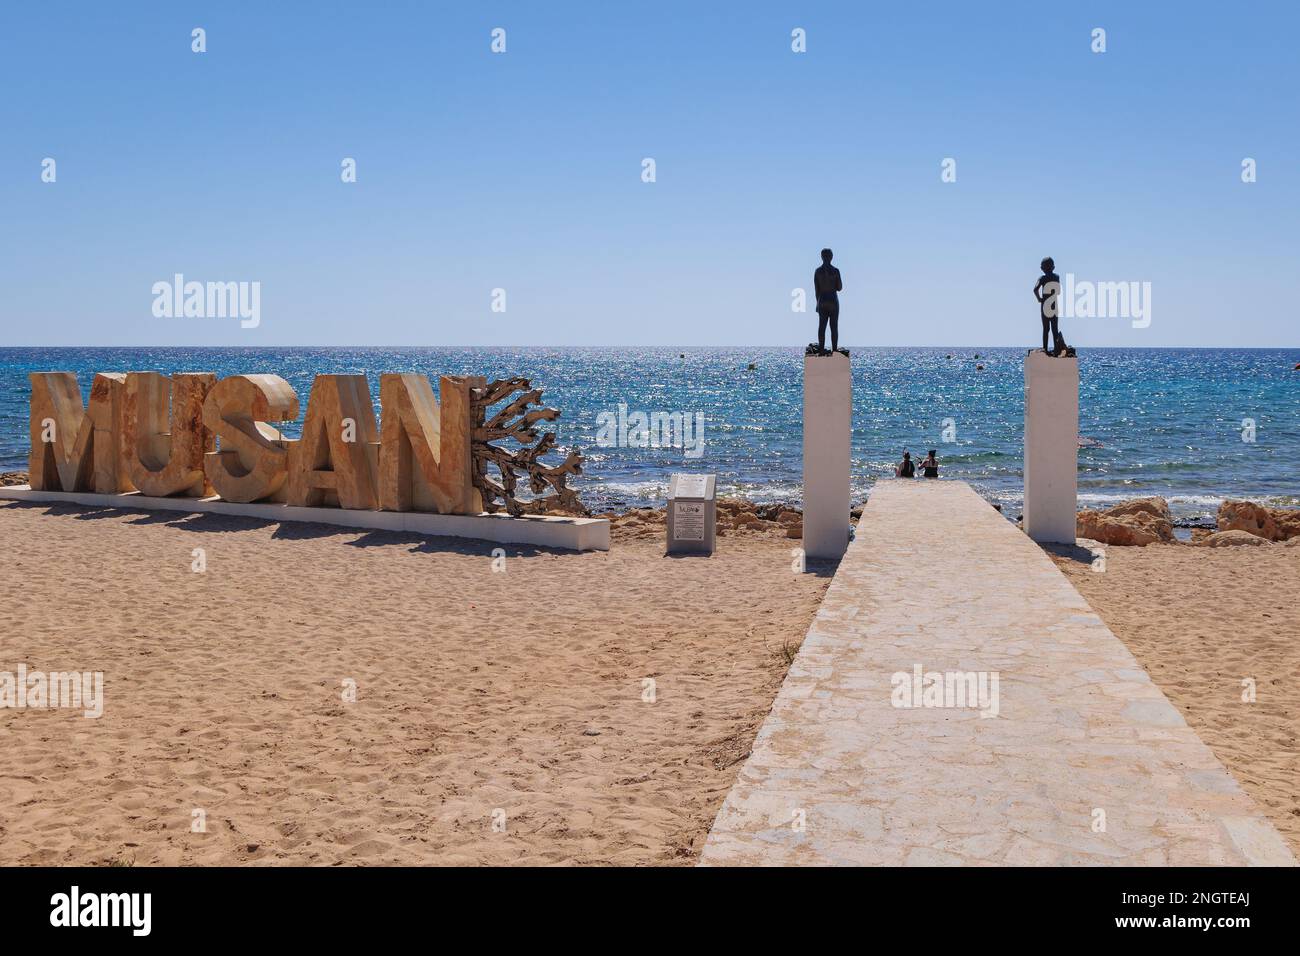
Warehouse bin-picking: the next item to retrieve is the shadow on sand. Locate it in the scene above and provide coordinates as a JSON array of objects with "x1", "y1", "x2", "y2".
[
  {"x1": 3, "y1": 499, "x2": 568, "y2": 560},
  {"x1": 662, "y1": 548, "x2": 840, "y2": 578},
  {"x1": 1038, "y1": 540, "x2": 1101, "y2": 567}
]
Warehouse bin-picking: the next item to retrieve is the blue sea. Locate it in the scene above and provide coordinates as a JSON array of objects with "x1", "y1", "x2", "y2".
[{"x1": 2, "y1": 347, "x2": 1296, "y2": 525}]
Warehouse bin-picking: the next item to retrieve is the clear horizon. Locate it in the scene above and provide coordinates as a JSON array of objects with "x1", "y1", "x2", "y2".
[
  {"x1": 3, "y1": 1, "x2": 1297, "y2": 349},
  {"x1": 4, "y1": 344, "x2": 1297, "y2": 351}
]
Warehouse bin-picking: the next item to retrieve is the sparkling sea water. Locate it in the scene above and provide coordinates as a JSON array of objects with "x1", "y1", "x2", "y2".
[{"x1": 2, "y1": 347, "x2": 1296, "y2": 525}]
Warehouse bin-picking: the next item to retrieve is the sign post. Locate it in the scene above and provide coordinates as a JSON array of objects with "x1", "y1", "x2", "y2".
[{"x1": 667, "y1": 473, "x2": 716, "y2": 555}]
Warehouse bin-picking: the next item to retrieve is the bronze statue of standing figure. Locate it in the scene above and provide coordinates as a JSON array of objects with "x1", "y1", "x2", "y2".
[
  {"x1": 1033, "y1": 257, "x2": 1074, "y2": 357},
  {"x1": 809, "y1": 248, "x2": 847, "y2": 356}
]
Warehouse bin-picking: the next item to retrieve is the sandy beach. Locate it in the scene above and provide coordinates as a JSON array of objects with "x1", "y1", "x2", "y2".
[
  {"x1": 5, "y1": 490, "x2": 1297, "y2": 866},
  {"x1": 0, "y1": 500, "x2": 830, "y2": 866},
  {"x1": 1053, "y1": 542, "x2": 1300, "y2": 857}
]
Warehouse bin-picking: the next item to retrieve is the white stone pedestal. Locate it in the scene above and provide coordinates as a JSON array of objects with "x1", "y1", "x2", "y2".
[
  {"x1": 1023, "y1": 352, "x2": 1078, "y2": 544},
  {"x1": 802, "y1": 352, "x2": 851, "y2": 560}
]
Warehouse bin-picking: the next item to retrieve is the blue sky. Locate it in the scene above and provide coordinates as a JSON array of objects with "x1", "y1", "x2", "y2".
[{"x1": 2, "y1": 1, "x2": 1296, "y2": 347}]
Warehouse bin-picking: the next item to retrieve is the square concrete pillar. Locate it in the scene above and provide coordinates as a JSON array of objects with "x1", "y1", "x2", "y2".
[
  {"x1": 803, "y1": 352, "x2": 851, "y2": 559},
  {"x1": 1023, "y1": 352, "x2": 1078, "y2": 544}
]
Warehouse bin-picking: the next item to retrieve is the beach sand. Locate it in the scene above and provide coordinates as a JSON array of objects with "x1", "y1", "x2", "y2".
[
  {"x1": 0, "y1": 500, "x2": 829, "y2": 866},
  {"x1": 9, "y1": 493, "x2": 1296, "y2": 868},
  {"x1": 1053, "y1": 542, "x2": 1300, "y2": 856}
]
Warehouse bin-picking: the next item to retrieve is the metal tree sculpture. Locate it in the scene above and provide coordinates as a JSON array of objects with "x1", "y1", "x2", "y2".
[{"x1": 470, "y1": 377, "x2": 587, "y2": 516}]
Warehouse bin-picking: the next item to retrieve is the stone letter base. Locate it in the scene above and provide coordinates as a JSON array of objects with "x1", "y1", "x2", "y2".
[{"x1": 0, "y1": 485, "x2": 610, "y2": 552}]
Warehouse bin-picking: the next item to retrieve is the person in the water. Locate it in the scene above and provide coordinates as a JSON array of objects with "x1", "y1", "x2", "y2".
[
  {"x1": 813, "y1": 248, "x2": 843, "y2": 354},
  {"x1": 919, "y1": 450, "x2": 939, "y2": 478},
  {"x1": 895, "y1": 451, "x2": 916, "y2": 478}
]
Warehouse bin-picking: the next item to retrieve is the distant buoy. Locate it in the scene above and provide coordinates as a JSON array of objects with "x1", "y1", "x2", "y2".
[
  {"x1": 974, "y1": 353, "x2": 981, "y2": 359},
  {"x1": 945, "y1": 354, "x2": 952, "y2": 359},
  {"x1": 679, "y1": 353, "x2": 685, "y2": 359},
  {"x1": 747, "y1": 362, "x2": 756, "y2": 370}
]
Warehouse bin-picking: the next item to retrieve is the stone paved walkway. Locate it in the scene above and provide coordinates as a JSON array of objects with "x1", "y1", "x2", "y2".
[{"x1": 700, "y1": 481, "x2": 1294, "y2": 866}]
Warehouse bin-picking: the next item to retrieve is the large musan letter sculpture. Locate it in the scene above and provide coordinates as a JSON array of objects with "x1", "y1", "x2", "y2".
[{"x1": 28, "y1": 369, "x2": 585, "y2": 517}]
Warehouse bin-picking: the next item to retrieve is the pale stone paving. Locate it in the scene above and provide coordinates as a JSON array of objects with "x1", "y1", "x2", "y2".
[{"x1": 700, "y1": 481, "x2": 1294, "y2": 866}]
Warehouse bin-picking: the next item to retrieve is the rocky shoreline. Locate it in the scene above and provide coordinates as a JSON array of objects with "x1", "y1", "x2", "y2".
[
  {"x1": 1076, "y1": 496, "x2": 1300, "y2": 547},
  {"x1": 6, "y1": 468, "x2": 1295, "y2": 549},
  {"x1": 597, "y1": 498, "x2": 835, "y2": 541}
]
